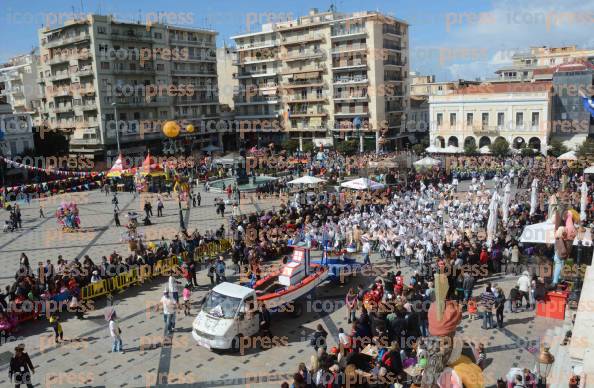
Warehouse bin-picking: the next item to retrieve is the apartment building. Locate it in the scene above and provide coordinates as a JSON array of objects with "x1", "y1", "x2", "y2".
[
  {"x1": 0, "y1": 53, "x2": 41, "y2": 114},
  {"x1": 37, "y1": 14, "x2": 220, "y2": 157},
  {"x1": 429, "y1": 82, "x2": 552, "y2": 155},
  {"x1": 231, "y1": 8, "x2": 409, "y2": 151},
  {"x1": 494, "y1": 46, "x2": 594, "y2": 83}
]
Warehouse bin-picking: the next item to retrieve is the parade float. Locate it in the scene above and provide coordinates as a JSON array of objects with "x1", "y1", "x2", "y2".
[
  {"x1": 173, "y1": 175, "x2": 190, "y2": 203},
  {"x1": 55, "y1": 201, "x2": 81, "y2": 232},
  {"x1": 192, "y1": 247, "x2": 329, "y2": 350}
]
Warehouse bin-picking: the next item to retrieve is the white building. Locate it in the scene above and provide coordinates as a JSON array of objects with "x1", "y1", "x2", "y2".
[
  {"x1": 429, "y1": 82, "x2": 552, "y2": 154},
  {"x1": 0, "y1": 53, "x2": 41, "y2": 114}
]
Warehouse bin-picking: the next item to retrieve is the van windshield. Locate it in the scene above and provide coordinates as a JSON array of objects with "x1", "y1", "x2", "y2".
[{"x1": 202, "y1": 291, "x2": 242, "y2": 319}]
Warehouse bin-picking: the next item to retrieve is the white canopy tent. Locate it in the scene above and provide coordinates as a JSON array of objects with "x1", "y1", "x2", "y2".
[
  {"x1": 584, "y1": 165, "x2": 594, "y2": 174},
  {"x1": 558, "y1": 150, "x2": 578, "y2": 161},
  {"x1": 425, "y1": 145, "x2": 443, "y2": 153},
  {"x1": 340, "y1": 178, "x2": 385, "y2": 190},
  {"x1": 288, "y1": 176, "x2": 327, "y2": 185},
  {"x1": 413, "y1": 156, "x2": 441, "y2": 167},
  {"x1": 519, "y1": 220, "x2": 593, "y2": 246},
  {"x1": 479, "y1": 146, "x2": 491, "y2": 154},
  {"x1": 442, "y1": 145, "x2": 462, "y2": 154}
]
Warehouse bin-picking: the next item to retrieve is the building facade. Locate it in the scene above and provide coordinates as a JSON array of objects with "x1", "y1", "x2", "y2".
[
  {"x1": 37, "y1": 15, "x2": 221, "y2": 157},
  {"x1": 231, "y1": 8, "x2": 409, "y2": 151},
  {"x1": 0, "y1": 53, "x2": 41, "y2": 114},
  {"x1": 429, "y1": 82, "x2": 552, "y2": 154}
]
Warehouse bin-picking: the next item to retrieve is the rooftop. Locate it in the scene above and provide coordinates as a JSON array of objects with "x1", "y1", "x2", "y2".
[{"x1": 454, "y1": 81, "x2": 552, "y2": 94}]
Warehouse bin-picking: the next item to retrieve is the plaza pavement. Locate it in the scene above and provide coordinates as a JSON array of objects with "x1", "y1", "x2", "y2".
[{"x1": 0, "y1": 186, "x2": 565, "y2": 387}]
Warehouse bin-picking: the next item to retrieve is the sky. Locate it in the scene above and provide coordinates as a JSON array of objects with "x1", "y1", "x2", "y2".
[{"x1": 2, "y1": 0, "x2": 594, "y2": 81}]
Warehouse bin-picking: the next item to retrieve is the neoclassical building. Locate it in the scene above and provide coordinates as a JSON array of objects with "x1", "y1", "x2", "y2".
[{"x1": 428, "y1": 82, "x2": 552, "y2": 154}]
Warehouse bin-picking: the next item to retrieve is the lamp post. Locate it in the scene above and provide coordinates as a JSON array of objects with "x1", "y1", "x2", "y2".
[
  {"x1": 111, "y1": 102, "x2": 120, "y2": 155},
  {"x1": 536, "y1": 346, "x2": 555, "y2": 386}
]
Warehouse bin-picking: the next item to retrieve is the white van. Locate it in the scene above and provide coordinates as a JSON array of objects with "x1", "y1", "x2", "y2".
[{"x1": 192, "y1": 282, "x2": 260, "y2": 351}]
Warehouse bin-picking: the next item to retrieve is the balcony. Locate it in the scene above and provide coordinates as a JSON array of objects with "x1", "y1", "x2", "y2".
[
  {"x1": 169, "y1": 38, "x2": 215, "y2": 47},
  {"x1": 334, "y1": 94, "x2": 368, "y2": 101},
  {"x1": 281, "y1": 33, "x2": 325, "y2": 46},
  {"x1": 235, "y1": 55, "x2": 278, "y2": 65},
  {"x1": 284, "y1": 50, "x2": 325, "y2": 62},
  {"x1": 53, "y1": 104, "x2": 73, "y2": 113},
  {"x1": 384, "y1": 44, "x2": 404, "y2": 51},
  {"x1": 285, "y1": 95, "x2": 327, "y2": 103},
  {"x1": 112, "y1": 66, "x2": 155, "y2": 74},
  {"x1": 80, "y1": 102, "x2": 97, "y2": 110},
  {"x1": 235, "y1": 96, "x2": 279, "y2": 105},
  {"x1": 171, "y1": 69, "x2": 216, "y2": 76},
  {"x1": 334, "y1": 109, "x2": 369, "y2": 117},
  {"x1": 280, "y1": 64, "x2": 326, "y2": 75},
  {"x1": 331, "y1": 44, "x2": 367, "y2": 54},
  {"x1": 290, "y1": 110, "x2": 328, "y2": 118},
  {"x1": 178, "y1": 55, "x2": 217, "y2": 63},
  {"x1": 287, "y1": 125, "x2": 328, "y2": 132},
  {"x1": 333, "y1": 77, "x2": 368, "y2": 85},
  {"x1": 332, "y1": 62, "x2": 368, "y2": 71},
  {"x1": 44, "y1": 33, "x2": 90, "y2": 48},
  {"x1": 384, "y1": 60, "x2": 406, "y2": 67},
  {"x1": 73, "y1": 67, "x2": 94, "y2": 77},
  {"x1": 383, "y1": 25, "x2": 403, "y2": 36},
  {"x1": 174, "y1": 98, "x2": 219, "y2": 106},
  {"x1": 331, "y1": 28, "x2": 367, "y2": 40},
  {"x1": 110, "y1": 31, "x2": 153, "y2": 42},
  {"x1": 114, "y1": 97, "x2": 169, "y2": 107},
  {"x1": 282, "y1": 80, "x2": 325, "y2": 89},
  {"x1": 234, "y1": 71, "x2": 277, "y2": 79},
  {"x1": 234, "y1": 112, "x2": 280, "y2": 120},
  {"x1": 236, "y1": 41, "x2": 278, "y2": 51},
  {"x1": 48, "y1": 72, "x2": 71, "y2": 81}
]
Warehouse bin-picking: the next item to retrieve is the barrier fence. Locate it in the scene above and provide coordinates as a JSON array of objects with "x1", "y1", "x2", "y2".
[{"x1": 80, "y1": 239, "x2": 232, "y2": 301}]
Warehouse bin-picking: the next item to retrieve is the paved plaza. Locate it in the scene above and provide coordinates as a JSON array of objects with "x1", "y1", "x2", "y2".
[{"x1": 0, "y1": 187, "x2": 565, "y2": 387}]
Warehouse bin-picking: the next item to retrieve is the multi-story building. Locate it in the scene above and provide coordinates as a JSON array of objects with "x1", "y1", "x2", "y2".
[
  {"x1": 231, "y1": 8, "x2": 409, "y2": 152},
  {"x1": 37, "y1": 15, "x2": 220, "y2": 157},
  {"x1": 494, "y1": 46, "x2": 594, "y2": 83},
  {"x1": 429, "y1": 82, "x2": 552, "y2": 155},
  {"x1": 217, "y1": 47, "x2": 238, "y2": 109},
  {"x1": 0, "y1": 53, "x2": 41, "y2": 114}
]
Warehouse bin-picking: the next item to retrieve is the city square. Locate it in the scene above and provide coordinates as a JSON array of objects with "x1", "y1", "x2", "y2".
[{"x1": 1, "y1": 1, "x2": 594, "y2": 388}]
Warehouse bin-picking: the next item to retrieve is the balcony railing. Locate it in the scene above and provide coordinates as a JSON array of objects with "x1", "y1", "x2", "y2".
[
  {"x1": 334, "y1": 94, "x2": 368, "y2": 100},
  {"x1": 285, "y1": 95, "x2": 327, "y2": 103},
  {"x1": 80, "y1": 102, "x2": 97, "y2": 110},
  {"x1": 44, "y1": 33, "x2": 90, "y2": 48},
  {"x1": 287, "y1": 125, "x2": 328, "y2": 132},
  {"x1": 290, "y1": 110, "x2": 328, "y2": 117},
  {"x1": 236, "y1": 41, "x2": 278, "y2": 50},
  {"x1": 280, "y1": 64, "x2": 326, "y2": 75},
  {"x1": 331, "y1": 27, "x2": 366, "y2": 37},
  {"x1": 282, "y1": 80, "x2": 325, "y2": 89},
  {"x1": 383, "y1": 25, "x2": 402, "y2": 36},
  {"x1": 235, "y1": 96, "x2": 279, "y2": 104},
  {"x1": 383, "y1": 43, "x2": 404, "y2": 51},
  {"x1": 333, "y1": 77, "x2": 368, "y2": 84},
  {"x1": 332, "y1": 61, "x2": 367, "y2": 69},
  {"x1": 334, "y1": 109, "x2": 369, "y2": 115},
  {"x1": 236, "y1": 55, "x2": 279, "y2": 64},
  {"x1": 234, "y1": 71, "x2": 277, "y2": 79},
  {"x1": 112, "y1": 66, "x2": 155, "y2": 74},
  {"x1": 171, "y1": 69, "x2": 216, "y2": 76},
  {"x1": 331, "y1": 44, "x2": 367, "y2": 54},
  {"x1": 114, "y1": 97, "x2": 169, "y2": 107},
  {"x1": 110, "y1": 31, "x2": 153, "y2": 42},
  {"x1": 284, "y1": 50, "x2": 325, "y2": 61},
  {"x1": 281, "y1": 33, "x2": 325, "y2": 45},
  {"x1": 48, "y1": 72, "x2": 71, "y2": 81},
  {"x1": 169, "y1": 38, "x2": 215, "y2": 47},
  {"x1": 54, "y1": 104, "x2": 73, "y2": 113}
]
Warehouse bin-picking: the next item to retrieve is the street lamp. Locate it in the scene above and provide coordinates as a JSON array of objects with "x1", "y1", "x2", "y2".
[
  {"x1": 111, "y1": 102, "x2": 120, "y2": 155},
  {"x1": 536, "y1": 347, "x2": 555, "y2": 385}
]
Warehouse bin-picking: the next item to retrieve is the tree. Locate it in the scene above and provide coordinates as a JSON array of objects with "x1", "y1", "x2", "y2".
[
  {"x1": 576, "y1": 138, "x2": 594, "y2": 158},
  {"x1": 301, "y1": 142, "x2": 314, "y2": 153},
  {"x1": 464, "y1": 143, "x2": 477, "y2": 155},
  {"x1": 336, "y1": 139, "x2": 358, "y2": 154},
  {"x1": 520, "y1": 147, "x2": 535, "y2": 157},
  {"x1": 281, "y1": 139, "x2": 299, "y2": 153},
  {"x1": 548, "y1": 139, "x2": 568, "y2": 157},
  {"x1": 411, "y1": 143, "x2": 426, "y2": 155},
  {"x1": 489, "y1": 138, "x2": 510, "y2": 157}
]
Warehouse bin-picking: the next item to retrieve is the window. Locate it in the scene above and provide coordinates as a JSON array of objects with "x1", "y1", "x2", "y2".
[
  {"x1": 449, "y1": 113, "x2": 456, "y2": 126},
  {"x1": 436, "y1": 113, "x2": 443, "y2": 126},
  {"x1": 497, "y1": 112, "x2": 504, "y2": 127},
  {"x1": 156, "y1": 63, "x2": 164, "y2": 71},
  {"x1": 516, "y1": 112, "x2": 524, "y2": 127},
  {"x1": 155, "y1": 32, "x2": 162, "y2": 39},
  {"x1": 98, "y1": 26, "x2": 106, "y2": 34},
  {"x1": 466, "y1": 113, "x2": 473, "y2": 126},
  {"x1": 531, "y1": 112, "x2": 539, "y2": 127},
  {"x1": 481, "y1": 113, "x2": 489, "y2": 128},
  {"x1": 101, "y1": 62, "x2": 110, "y2": 70}
]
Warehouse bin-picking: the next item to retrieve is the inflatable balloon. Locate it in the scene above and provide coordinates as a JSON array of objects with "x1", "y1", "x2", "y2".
[
  {"x1": 186, "y1": 124, "x2": 195, "y2": 133},
  {"x1": 163, "y1": 121, "x2": 180, "y2": 138}
]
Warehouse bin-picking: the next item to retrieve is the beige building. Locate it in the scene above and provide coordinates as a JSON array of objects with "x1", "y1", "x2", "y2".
[
  {"x1": 0, "y1": 53, "x2": 41, "y2": 114},
  {"x1": 216, "y1": 47, "x2": 237, "y2": 109},
  {"x1": 409, "y1": 72, "x2": 479, "y2": 98},
  {"x1": 231, "y1": 8, "x2": 409, "y2": 151},
  {"x1": 37, "y1": 15, "x2": 220, "y2": 157},
  {"x1": 429, "y1": 82, "x2": 552, "y2": 154},
  {"x1": 495, "y1": 46, "x2": 594, "y2": 82}
]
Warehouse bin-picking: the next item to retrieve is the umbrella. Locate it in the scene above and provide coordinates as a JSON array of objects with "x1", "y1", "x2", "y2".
[
  {"x1": 501, "y1": 182, "x2": 511, "y2": 226},
  {"x1": 425, "y1": 145, "x2": 443, "y2": 153},
  {"x1": 340, "y1": 178, "x2": 385, "y2": 190},
  {"x1": 585, "y1": 165, "x2": 594, "y2": 174},
  {"x1": 287, "y1": 176, "x2": 327, "y2": 185},
  {"x1": 479, "y1": 146, "x2": 491, "y2": 154},
  {"x1": 413, "y1": 156, "x2": 441, "y2": 167},
  {"x1": 581, "y1": 181, "x2": 588, "y2": 222},
  {"x1": 557, "y1": 150, "x2": 577, "y2": 161},
  {"x1": 529, "y1": 178, "x2": 538, "y2": 216},
  {"x1": 442, "y1": 145, "x2": 461, "y2": 154},
  {"x1": 519, "y1": 220, "x2": 556, "y2": 244},
  {"x1": 486, "y1": 190, "x2": 500, "y2": 247}
]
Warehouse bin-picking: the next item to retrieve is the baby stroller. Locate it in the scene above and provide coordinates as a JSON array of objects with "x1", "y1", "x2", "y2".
[{"x1": 3, "y1": 220, "x2": 14, "y2": 232}]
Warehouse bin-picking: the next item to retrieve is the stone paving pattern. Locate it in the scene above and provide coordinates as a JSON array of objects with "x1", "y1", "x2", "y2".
[{"x1": 0, "y1": 187, "x2": 563, "y2": 387}]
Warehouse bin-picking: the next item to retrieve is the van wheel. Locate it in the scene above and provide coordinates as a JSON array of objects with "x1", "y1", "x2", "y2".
[
  {"x1": 291, "y1": 301, "x2": 304, "y2": 317},
  {"x1": 230, "y1": 334, "x2": 243, "y2": 353}
]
